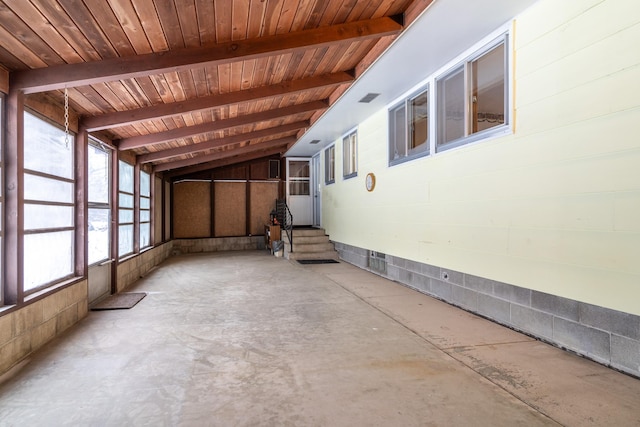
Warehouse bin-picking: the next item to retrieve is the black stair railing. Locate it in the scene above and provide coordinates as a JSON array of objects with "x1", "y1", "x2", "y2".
[{"x1": 275, "y1": 199, "x2": 293, "y2": 252}]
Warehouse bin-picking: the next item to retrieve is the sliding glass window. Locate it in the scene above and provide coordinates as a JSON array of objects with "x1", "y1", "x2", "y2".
[
  {"x1": 139, "y1": 170, "x2": 151, "y2": 249},
  {"x1": 23, "y1": 112, "x2": 75, "y2": 292},
  {"x1": 88, "y1": 141, "x2": 111, "y2": 265},
  {"x1": 118, "y1": 161, "x2": 134, "y2": 258}
]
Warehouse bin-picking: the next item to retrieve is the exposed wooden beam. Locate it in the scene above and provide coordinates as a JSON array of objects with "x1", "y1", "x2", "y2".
[
  {"x1": 159, "y1": 137, "x2": 294, "y2": 174},
  {"x1": 11, "y1": 16, "x2": 403, "y2": 94},
  {"x1": 138, "y1": 120, "x2": 308, "y2": 164},
  {"x1": 117, "y1": 99, "x2": 328, "y2": 150},
  {"x1": 82, "y1": 72, "x2": 352, "y2": 131},
  {"x1": 169, "y1": 148, "x2": 285, "y2": 179}
]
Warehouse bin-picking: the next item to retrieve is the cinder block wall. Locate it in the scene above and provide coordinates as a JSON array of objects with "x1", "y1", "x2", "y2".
[
  {"x1": 117, "y1": 242, "x2": 174, "y2": 292},
  {"x1": 336, "y1": 242, "x2": 640, "y2": 379},
  {"x1": 0, "y1": 280, "x2": 88, "y2": 375}
]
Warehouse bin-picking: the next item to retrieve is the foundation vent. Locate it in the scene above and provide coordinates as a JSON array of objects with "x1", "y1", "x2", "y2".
[{"x1": 368, "y1": 250, "x2": 387, "y2": 274}]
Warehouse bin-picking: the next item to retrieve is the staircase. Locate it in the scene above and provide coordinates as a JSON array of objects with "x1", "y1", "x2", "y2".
[{"x1": 284, "y1": 228, "x2": 339, "y2": 261}]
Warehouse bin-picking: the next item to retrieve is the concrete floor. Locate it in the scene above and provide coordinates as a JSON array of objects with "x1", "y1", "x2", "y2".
[{"x1": 1, "y1": 251, "x2": 639, "y2": 426}]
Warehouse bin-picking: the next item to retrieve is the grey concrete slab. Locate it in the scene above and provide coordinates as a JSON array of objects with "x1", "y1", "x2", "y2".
[{"x1": 0, "y1": 252, "x2": 638, "y2": 426}]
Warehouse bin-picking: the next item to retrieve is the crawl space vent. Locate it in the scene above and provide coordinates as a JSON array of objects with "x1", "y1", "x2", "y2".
[{"x1": 368, "y1": 251, "x2": 387, "y2": 274}]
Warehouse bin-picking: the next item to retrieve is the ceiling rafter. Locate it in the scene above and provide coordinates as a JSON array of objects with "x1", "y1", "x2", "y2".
[
  {"x1": 138, "y1": 120, "x2": 309, "y2": 164},
  {"x1": 158, "y1": 138, "x2": 295, "y2": 174},
  {"x1": 117, "y1": 99, "x2": 328, "y2": 150},
  {"x1": 81, "y1": 71, "x2": 353, "y2": 131},
  {"x1": 10, "y1": 16, "x2": 403, "y2": 94}
]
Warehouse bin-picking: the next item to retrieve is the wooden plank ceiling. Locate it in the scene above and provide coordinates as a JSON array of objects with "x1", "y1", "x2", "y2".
[{"x1": 0, "y1": 0, "x2": 427, "y2": 176}]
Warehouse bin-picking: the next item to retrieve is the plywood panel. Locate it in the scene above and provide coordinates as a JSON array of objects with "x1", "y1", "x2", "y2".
[
  {"x1": 173, "y1": 181, "x2": 211, "y2": 238},
  {"x1": 214, "y1": 181, "x2": 246, "y2": 236},
  {"x1": 250, "y1": 181, "x2": 279, "y2": 235}
]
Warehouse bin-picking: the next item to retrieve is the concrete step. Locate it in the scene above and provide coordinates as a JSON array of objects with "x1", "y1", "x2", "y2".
[
  {"x1": 289, "y1": 242, "x2": 335, "y2": 253},
  {"x1": 292, "y1": 235, "x2": 331, "y2": 244},
  {"x1": 291, "y1": 228, "x2": 328, "y2": 237},
  {"x1": 286, "y1": 250, "x2": 340, "y2": 261}
]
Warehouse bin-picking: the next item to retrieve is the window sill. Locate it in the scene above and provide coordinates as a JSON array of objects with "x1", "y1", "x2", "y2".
[
  {"x1": 343, "y1": 172, "x2": 358, "y2": 180},
  {"x1": 389, "y1": 149, "x2": 430, "y2": 167}
]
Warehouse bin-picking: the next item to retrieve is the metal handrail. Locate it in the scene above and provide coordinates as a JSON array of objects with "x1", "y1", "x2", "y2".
[{"x1": 276, "y1": 199, "x2": 293, "y2": 253}]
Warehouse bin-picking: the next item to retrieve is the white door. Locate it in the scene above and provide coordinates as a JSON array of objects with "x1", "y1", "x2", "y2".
[
  {"x1": 311, "y1": 154, "x2": 321, "y2": 227},
  {"x1": 286, "y1": 158, "x2": 313, "y2": 226}
]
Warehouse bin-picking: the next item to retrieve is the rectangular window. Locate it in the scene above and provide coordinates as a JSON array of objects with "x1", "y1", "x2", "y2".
[
  {"x1": 437, "y1": 36, "x2": 507, "y2": 151},
  {"x1": 324, "y1": 145, "x2": 335, "y2": 184},
  {"x1": 288, "y1": 161, "x2": 310, "y2": 195},
  {"x1": 23, "y1": 112, "x2": 75, "y2": 292},
  {"x1": 0, "y1": 97, "x2": 3, "y2": 302},
  {"x1": 389, "y1": 86, "x2": 429, "y2": 165},
  {"x1": 140, "y1": 170, "x2": 151, "y2": 249},
  {"x1": 88, "y1": 141, "x2": 110, "y2": 265},
  {"x1": 118, "y1": 160, "x2": 134, "y2": 257},
  {"x1": 342, "y1": 130, "x2": 357, "y2": 179}
]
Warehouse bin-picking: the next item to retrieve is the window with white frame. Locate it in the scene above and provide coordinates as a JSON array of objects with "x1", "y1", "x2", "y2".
[
  {"x1": 389, "y1": 86, "x2": 429, "y2": 164},
  {"x1": 23, "y1": 112, "x2": 75, "y2": 292},
  {"x1": 118, "y1": 160, "x2": 134, "y2": 257},
  {"x1": 139, "y1": 170, "x2": 151, "y2": 249},
  {"x1": 437, "y1": 36, "x2": 508, "y2": 151},
  {"x1": 324, "y1": 145, "x2": 335, "y2": 184},
  {"x1": 0, "y1": 97, "x2": 3, "y2": 302},
  {"x1": 342, "y1": 130, "x2": 357, "y2": 179},
  {"x1": 88, "y1": 140, "x2": 110, "y2": 265}
]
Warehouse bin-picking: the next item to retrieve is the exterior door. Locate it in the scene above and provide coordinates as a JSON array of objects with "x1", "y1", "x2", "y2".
[
  {"x1": 311, "y1": 154, "x2": 321, "y2": 227},
  {"x1": 286, "y1": 158, "x2": 313, "y2": 226}
]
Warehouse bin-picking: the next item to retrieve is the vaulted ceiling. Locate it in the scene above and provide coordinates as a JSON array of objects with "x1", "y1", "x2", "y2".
[{"x1": 0, "y1": 0, "x2": 433, "y2": 176}]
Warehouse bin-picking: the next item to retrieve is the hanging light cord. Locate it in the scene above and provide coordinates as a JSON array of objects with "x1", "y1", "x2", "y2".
[{"x1": 64, "y1": 87, "x2": 69, "y2": 148}]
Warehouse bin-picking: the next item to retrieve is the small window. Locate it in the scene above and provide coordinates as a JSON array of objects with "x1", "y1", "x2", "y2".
[
  {"x1": 389, "y1": 87, "x2": 429, "y2": 165},
  {"x1": 288, "y1": 161, "x2": 310, "y2": 195},
  {"x1": 342, "y1": 130, "x2": 357, "y2": 179},
  {"x1": 140, "y1": 170, "x2": 151, "y2": 249},
  {"x1": 23, "y1": 112, "x2": 75, "y2": 292},
  {"x1": 118, "y1": 161, "x2": 134, "y2": 258},
  {"x1": 88, "y1": 141, "x2": 111, "y2": 265},
  {"x1": 437, "y1": 36, "x2": 508, "y2": 151},
  {"x1": 324, "y1": 145, "x2": 335, "y2": 185}
]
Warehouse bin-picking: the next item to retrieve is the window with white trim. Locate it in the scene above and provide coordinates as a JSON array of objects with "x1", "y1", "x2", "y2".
[
  {"x1": 88, "y1": 140, "x2": 110, "y2": 265},
  {"x1": 0, "y1": 97, "x2": 3, "y2": 302},
  {"x1": 389, "y1": 86, "x2": 429, "y2": 164},
  {"x1": 324, "y1": 145, "x2": 335, "y2": 184},
  {"x1": 118, "y1": 160, "x2": 134, "y2": 257},
  {"x1": 436, "y1": 36, "x2": 508, "y2": 151},
  {"x1": 342, "y1": 130, "x2": 357, "y2": 179},
  {"x1": 139, "y1": 170, "x2": 151, "y2": 249},
  {"x1": 23, "y1": 112, "x2": 75, "y2": 292}
]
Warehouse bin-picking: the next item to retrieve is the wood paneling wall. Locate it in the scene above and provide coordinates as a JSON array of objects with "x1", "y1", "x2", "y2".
[{"x1": 173, "y1": 181, "x2": 211, "y2": 238}]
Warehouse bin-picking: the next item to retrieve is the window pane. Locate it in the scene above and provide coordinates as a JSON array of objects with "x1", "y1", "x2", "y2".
[
  {"x1": 88, "y1": 144, "x2": 109, "y2": 204},
  {"x1": 88, "y1": 208, "x2": 110, "y2": 265},
  {"x1": 471, "y1": 43, "x2": 505, "y2": 133},
  {"x1": 119, "y1": 161, "x2": 133, "y2": 193},
  {"x1": 119, "y1": 193, "x2": 134, "y2": 208},
  {"x1": 140, "y1": 171, "x2": 150, "y2": 197},
  {"x1": 140, "y1": 210, "x2": 150, "y2": 222},
  {"x1": 24, "y1": 112, "x2": 73, "y2": 179},
  {"x1": 24, "y1": 231, "x2": 74, "y2": 291},
  {"x1": 409, "y1": 91, "x2": 429, "y2": 152},
  {"x1": 140, "y1": 197, "x2": 150, "y2": 209},
  {"x1": 390, "y1": 105, "x2": 406, "y2": 161},
  {"x1": 289, "y1": 161, "x2": 309, "y2": 178},
  {"x1": 118, "y1": 224, "x2": 133, "y2": 256},
  {"x1": 119, "y1": 209, "x2": 134, "y2": 223},
  {"x1": 289, "y1": 181, "x2": 310, "y2": 196},
  {"x1": 324, "y1": 146, "x2": 335, "y2": 183},
  {"x1": 437, "y1": 66, "x2": 465, "y2": 147},
  {"x1": 24, "y1": 173, "x2": 73, "y2": 203},
  {"x1": 25, "y1": 204, "x2": 74, "y2": 230},
  {"x1": 343, "y1": 132, "x2": 357, "y2": 176},
  {"x1": 140, "y1": 223, "x2": 151, "y2": 249}
]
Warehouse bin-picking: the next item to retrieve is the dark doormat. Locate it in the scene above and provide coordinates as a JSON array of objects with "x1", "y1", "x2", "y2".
[
  {"x1": 297, "y1": 259, "x2": 339, "y2": 264},
  {"x1": 91, "y1": 292, "x2": 146, "y2": 310}
]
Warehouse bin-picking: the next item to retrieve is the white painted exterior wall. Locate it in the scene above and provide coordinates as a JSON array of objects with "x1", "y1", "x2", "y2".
[{"x1": 321, "y1": 0, "x2": 640, "y2": 316}]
